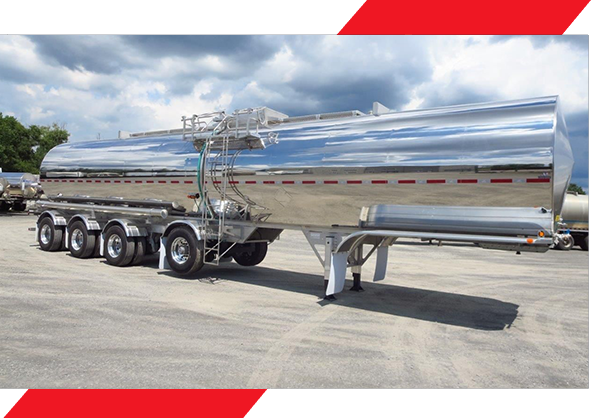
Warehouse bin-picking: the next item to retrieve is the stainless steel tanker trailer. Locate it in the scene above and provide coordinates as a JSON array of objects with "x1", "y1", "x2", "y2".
[
  {"x1": 0, "y1": 172, "x2": 43, "y2": 212},
  {"x1": 34, "y1": 96, "x2": 574, "y2": 298},
  {"x1": 554, "y1": 192, "x2": 588, "y2": 251}
]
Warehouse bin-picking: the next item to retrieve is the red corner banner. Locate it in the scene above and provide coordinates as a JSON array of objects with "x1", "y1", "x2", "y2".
[{"x1": 340, "y1": 0, "x2": 590, "y2": 34}]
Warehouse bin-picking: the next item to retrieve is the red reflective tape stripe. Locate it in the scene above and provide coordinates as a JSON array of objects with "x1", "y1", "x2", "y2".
[{"x1": 43, "y1": 177, "x2": 551, "y2": 186}]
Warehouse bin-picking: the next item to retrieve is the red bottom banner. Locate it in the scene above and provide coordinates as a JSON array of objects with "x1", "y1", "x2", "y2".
[{"x1": 4, "y1": 389, "x2": 589, "y2": 418}]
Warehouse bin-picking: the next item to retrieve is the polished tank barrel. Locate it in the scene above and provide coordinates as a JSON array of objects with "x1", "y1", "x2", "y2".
[
  {"x1": 561, "y1": 193, "x2": 589, "y2": 230},
  {"x1": 0, "y1": 172, "x2": 38, "y2": 187},
  {"x1": 0, "y1": 172, "x2": 41, "y2": 198},
  {"x1": 40, "y1": 96, "x2": 574, "y2": 232}
]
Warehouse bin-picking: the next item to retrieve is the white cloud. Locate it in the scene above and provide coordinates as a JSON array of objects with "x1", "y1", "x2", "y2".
[{"x1": 408, "y1": 36, "x2": 588, "y2": 114}]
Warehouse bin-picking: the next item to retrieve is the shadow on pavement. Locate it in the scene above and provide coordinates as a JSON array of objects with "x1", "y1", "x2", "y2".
[{"x1": 154, "y1": 260, "x2": 518, "y2": 331}]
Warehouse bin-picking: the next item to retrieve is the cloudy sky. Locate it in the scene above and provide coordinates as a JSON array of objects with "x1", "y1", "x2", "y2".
[{"x1": 0, "y1": 35, "x2": 588, "y2": 187}]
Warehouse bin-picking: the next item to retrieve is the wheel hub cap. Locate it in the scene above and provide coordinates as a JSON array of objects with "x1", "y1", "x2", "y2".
[
  {"x1": 71, "y1": 229, "x2": 84, "y2": 251},
  {"x1": 40, "y1": 224, "x2": 52, "y2": 245},
  {"x1": 171, "y1": 237, "x2": 190, "y2": 264},
  {"x1": 107, "y1": 235, "x2": 122, "y2": 258}
]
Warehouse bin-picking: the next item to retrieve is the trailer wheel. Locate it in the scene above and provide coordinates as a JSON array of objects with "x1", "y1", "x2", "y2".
[
  {"x1": 103, "y1": 225, "x2": 136, "y2": 266},
  {"x1": 68, "y1": 221, "x2": 96, "y2": 259},
  {"x1": 556, "y1": 234, "x2": 575, "y2": 251},
  {"x1": 233, "y1": 242, "x2": 268, "y2": 267},
  {"x1": 130, "y1": 237, "x2": 146, "y2": 266},
  {"x1": 38, "y1": 217, "x2": 64, "y2": 252},
  {"x1": 580, "y1": 235, "x2": 589, "y2": 251},
  {"x1": 165, "y1": 227, "x2": 204, "y2": 275}
]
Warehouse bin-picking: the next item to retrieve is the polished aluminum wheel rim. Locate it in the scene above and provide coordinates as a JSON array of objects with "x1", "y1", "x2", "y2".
[
  {"x1": 171, "y1": 237, "x2": 190, "y2": 264},
  {"x1": 71, "y1": 229, "x2": 84, "y2": 251},
  {"x1": 107, "y1": 234, "x2": 122, "y2": 258},
  {"x1": 40, "y1": 224, "x2": 52, "y2": 245}
]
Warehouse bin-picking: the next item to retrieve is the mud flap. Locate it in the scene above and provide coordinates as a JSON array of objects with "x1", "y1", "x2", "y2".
[
  {"x1": 373, "y1": 246, "x2": 388, "y2": 282},
  {"x1": 326, "y1": 252, "x2": 348, "y2": 296},
  {"x1": 158, "y1": 236, "x2": 170, "y2": 270}
]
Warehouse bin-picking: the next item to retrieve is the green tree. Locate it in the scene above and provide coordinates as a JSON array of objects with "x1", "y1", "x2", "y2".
[
  {"x1": 568, "y1": 183, "x2": 586, "y2": 195},
  {"x1": 0, "y1": 113, "x2": 68, "y2": 174}
]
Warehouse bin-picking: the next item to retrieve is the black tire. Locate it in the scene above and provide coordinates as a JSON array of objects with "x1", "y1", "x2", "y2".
[
  {"x1": 233, "y1": 242, "x2": 268, "y2": 266},
  {"x1": 68, "y1": 220, "x2": 96, "y2": 258},
  {"x1": 0, "y1": 201, "x2": 9, "y2": 212},
  {"x1": 38, "y1": 217, "x2": 64, "y2": 252},
  {"x1": 146, "y1": 236, "x2": 160, "y2": 255},
  {"x1": 131, "y1": 237, "x2": 146, "y2": 266},
  {"x1": 580, "y1": 235, "x2": 589, "y2": 251},
  {"x1": 103, "y1": 225, "x2": 136, "y2": 267},
  {"x1": 165, "y1": 227, "x2": 204, "y2": 275},
  {"x1": 556, "y1": 234, "x2": 575, "y2": 251},
  {"x1": 92, "y1": 234, "x2": 102, "y2": 258}
]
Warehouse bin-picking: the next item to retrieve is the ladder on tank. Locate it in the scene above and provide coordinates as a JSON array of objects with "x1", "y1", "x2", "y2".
[{"x1": 182, "y1": 108, "x2": 281, "y2": 265}]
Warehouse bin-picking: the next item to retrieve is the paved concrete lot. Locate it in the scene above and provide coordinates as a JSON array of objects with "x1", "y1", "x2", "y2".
[{"x1": 0, "y1": 213, "x2": 588, "y2": 388}]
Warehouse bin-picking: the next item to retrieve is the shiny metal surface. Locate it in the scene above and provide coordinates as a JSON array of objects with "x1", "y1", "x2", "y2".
[
  {"x1": 70, "y1": 228, "x2": 84, "y2": 251},
  {"x1": 107, "y1": 234, "x2": 122, "y2": 258},
  {"x1": 362, "y1": 205, "x2": 553, "y2": 236},
  {"x1": 561, "y1": 193, "x2": 589, "y2": 231},
  {"x1": 0, "y1": 172, "x2": 42, "y2": 199},
  {"x1": 40, "y1": 96, "x2": 573, "y2": 232},
  {"x1": 170, "y1": 237, "x2": 190, "y2": 264},
  {"x1": 40, "y1": 224, "x2": 52, "y2": 245}
]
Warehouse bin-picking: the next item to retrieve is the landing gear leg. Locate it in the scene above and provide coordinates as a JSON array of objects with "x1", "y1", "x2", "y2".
[
  {"x1": 349, "y1": 246, "x2": 364, "y2": 292},
  {"x1": 350, "y1": 272, "x2": 364, "y2": 292}
]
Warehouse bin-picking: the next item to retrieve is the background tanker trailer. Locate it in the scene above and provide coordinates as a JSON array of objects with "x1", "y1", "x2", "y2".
[
  {"x1": 554, "y1": 192, "x2": 589, "y2": 251},
  {"x1": 0, "y1": 171, "x2": 43, "y2": 212},
  {"x1": 34, "y1": 96, "x2": 573, "y2": 298}
]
